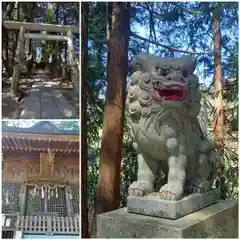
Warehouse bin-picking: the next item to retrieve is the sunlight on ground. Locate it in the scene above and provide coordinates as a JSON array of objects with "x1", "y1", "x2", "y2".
[{"x1": 2, "y1": 70, "x2": 78, "y2": 119}]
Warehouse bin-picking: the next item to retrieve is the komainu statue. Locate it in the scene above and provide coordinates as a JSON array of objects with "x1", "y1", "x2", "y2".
[{"x1": 127, "y1": 53, "x2": 220, "y2": 201}]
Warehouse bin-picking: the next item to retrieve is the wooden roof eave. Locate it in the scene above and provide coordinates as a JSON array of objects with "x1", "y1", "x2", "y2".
[
  {"x1": 2, "y1": 135, "x2": 79, "y2": 156},
  {"x1": 2, "y1": 132, "x2": 79, "y2": 141}
]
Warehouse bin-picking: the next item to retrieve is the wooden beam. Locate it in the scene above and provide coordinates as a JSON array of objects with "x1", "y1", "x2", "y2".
[
  {"x1": 25, "y1": 33, "x2": 68, "y2": 41},
  {"x1": 23, "y1": 177, "x2": 69, "y2": 185},
  {"x1": 3, "y1": 21, "x2": 79, "y2": 33},
  {"x1": 2, "y1": 132, "x2": 79, "y2": 141},
  {"x1": 2, "y1": 147, "x2": 79, "y2": 153},
  {"x1": 40, "y1": 152, "x2": 55, "y2": 177}
]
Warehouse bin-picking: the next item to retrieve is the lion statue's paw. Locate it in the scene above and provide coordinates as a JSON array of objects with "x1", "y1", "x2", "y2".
[
  {"x1": 159, "y1": 183, "x2": 183, "y2": 201},
  {"x1": 185, "y1": 177, "x2": 211, "y2": 193},
  {"x1": 128, "y1": 180, "x2": 153, "y2": 197}
]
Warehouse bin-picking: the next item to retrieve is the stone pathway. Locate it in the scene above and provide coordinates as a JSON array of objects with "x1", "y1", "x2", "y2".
[{"x1": 19, "y1": 71, "x2": 78, "y2": 119}]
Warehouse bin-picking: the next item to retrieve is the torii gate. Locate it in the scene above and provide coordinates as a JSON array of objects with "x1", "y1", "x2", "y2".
[{"x1": 3, "y1": 21, "x2": 79, "y2": 96}]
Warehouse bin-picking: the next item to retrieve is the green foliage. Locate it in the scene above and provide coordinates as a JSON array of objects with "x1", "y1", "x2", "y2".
[
  {"x1": 201, "y1": 40, "x2": 238, "y2": 200},
  {"x1": 42, "y1": 3, "x2": 54, "y2": 62},
  {"x1": 45, "y1": 3, "x2": 53, "y2": 24},
  {"x1": 120, "y1": 114, "x2": 137, "y2": 207},
  {"x1": 2, "y1": 120, "x2": 79, "y2": 132},
  {"x1": 217, "y1": 149, "x2": 238, "y2": 199},
  {"x1": 54, "y1": 120, "x2": 79, "y2": 131},
  {"x1": 2, "y1": 120, "x2": 38, "y2": 128},
  {"x1": 2, "y1": 1, "x2": 79, "y2": 77}
]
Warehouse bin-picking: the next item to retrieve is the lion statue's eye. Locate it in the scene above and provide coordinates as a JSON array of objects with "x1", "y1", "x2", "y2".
[
  {"x1": 135, "y1": 63, "x2": 141, "y2": 71},
  {"x1": 160, "y1": 69, "x2": 167, "y2": 76}
]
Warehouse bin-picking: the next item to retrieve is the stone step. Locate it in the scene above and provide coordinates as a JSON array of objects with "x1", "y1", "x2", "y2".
[{"x1": 19, "y1": 89, "x2": 77, "y2": 119}]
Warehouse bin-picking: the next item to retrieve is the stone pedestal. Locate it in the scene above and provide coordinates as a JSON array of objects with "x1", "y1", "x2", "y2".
[
  {"x1": 127, "y1": 189, "x2": 220, "y2": 219},
  {"x1": 97, "y1": 200, "x2": 238, "y2": 238}
]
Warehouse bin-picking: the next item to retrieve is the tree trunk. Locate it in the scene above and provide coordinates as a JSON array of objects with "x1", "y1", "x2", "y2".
[
  {"x1": 91, "y1": 2, "x2": 130, "y2": 237},
  {"x1": 3, "y1": 2, "x2": 15, "y2": 20},
  {"x1": 5, "y1": 29, "x2": 9, "y2": 76},
  {"x1": 81, "y1": 2, "x2": 89, "y2": 238},
  {"x1": 63, "y1": 14, "x2": 68, "y2": 77},
  {"x1": 28, "y1": 3, "x2": 36, "y2": 74},
  {"x1": 10, "y1": 26, "x2": 26, "y2": 95},
  {"x1": 55, "y1": 3, "x2": 61, "y2": 78},
  {"x1": 212, "y1": 3, "x2": 224, "y2": 151},
  {"x1": 12, "y1": 3, "x2": 20, "y2": 68},
  {"x1": 2, "y1": 2, "x2": 15, "y2": 76}
]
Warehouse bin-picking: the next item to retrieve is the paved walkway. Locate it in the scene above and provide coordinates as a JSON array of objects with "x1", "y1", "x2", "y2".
[{"x1": 19, "y1": 71, "x2": 78, "y2": 119}]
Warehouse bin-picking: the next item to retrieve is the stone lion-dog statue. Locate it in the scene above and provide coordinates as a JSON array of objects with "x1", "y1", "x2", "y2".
[{"x1": 127, "y1": 53, "x2": 220, "y2": 201}]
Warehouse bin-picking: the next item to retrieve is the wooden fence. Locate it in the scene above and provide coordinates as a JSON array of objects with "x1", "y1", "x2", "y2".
[{"x1": 2, "y1": 214, "x2": 79, "y2": 235}]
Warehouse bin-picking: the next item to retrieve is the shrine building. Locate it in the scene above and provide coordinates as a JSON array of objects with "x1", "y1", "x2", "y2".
[{"x1": 2, "y1": 121, "x2": 79, "y2": 239}]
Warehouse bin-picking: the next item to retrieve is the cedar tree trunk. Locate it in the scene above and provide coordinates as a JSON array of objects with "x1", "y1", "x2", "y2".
[
  {"x1": 213, "y1": 3, "x2": 224, "y2": 151},
  {"x1": 91, "y1": 2, "x2": 130, "y2": 237},
  {"x1": 81, "y1": 2, "x2": 89, "y2": 238}
]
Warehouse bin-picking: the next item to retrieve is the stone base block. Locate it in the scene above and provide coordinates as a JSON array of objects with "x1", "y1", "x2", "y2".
[
  {"x1": 97, "y1": 200, "x2": 238, "y2": 238},
  {"x1": 127, "y1": 188, "x2": 220, "y2": 219}
]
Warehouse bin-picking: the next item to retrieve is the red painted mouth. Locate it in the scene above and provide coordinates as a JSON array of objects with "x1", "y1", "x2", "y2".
[{"x1": 153, "y1": 87, "x2": 187, "y2": 101}]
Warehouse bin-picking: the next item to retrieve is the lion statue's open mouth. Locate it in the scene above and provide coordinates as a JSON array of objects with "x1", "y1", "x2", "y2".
[{"x1": 153, "y1": 86, "x2": 187, "y2": 102}]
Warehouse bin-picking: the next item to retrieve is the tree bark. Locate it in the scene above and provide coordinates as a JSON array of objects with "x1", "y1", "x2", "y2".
[
  {"x1": 91, "y1": 2, "x2": 130, "y2": 237},
  {"x1": 56, "y1": 3, "x2": 62, "y2": 78},
  {"x1": 212, "y1": 3, "x2": 224, "y2": 151},
  {"x1": 81, "y1": 2, "x2": 89, "y2": 238},
  {"x1": 5, "y1": 29, "x2": 9, "y2": 76},
  {"x1": 3, "y1": 2, "x2": 15, "y2": 20},
  {"x1": 11, "y1": 3, "x2": 20, "y2": 68},
  {"x1": 2, "y1": 2, "x2": 15, "y2": 76},
  {"x1": 63, "y1": 13, "x2": 68, "y2": 76},
  {"x1": 10, "y1": 26, "x2": 26, "y2": 95}
]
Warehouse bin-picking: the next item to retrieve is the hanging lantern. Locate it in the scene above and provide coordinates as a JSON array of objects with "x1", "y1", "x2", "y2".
[
  {"x1": 69, "y1": 188, "x2": 73, "y2": 200},
  {"x1": 33, "y1": 186, "x2": 37, "y2": 197},
  {"x1": 55, "y1": 187, "x2": 58, "y2": 198},
  {"x1": 51, "y1": 188, "x2": 54, "y2": 197},
  {"x1": 41, "y1": 187, "x2": 44, "y2": 199},
  {"x1": 5, "y1": 189, "x2": 9, "y2": 205},
  {"x1": 36, "y1": 188, "x2": 39, "y2": 197},
  {"x1": 47, "y1": 186, "x2": 50, "y2": 199}
]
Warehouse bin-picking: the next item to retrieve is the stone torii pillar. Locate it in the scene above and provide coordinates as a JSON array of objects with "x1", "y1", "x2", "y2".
[
  {"x1": 67, "y1": 30, "x2": 79, "y2": 95},
  {"x1": 10, "y1": 26, "x2": 26, "y2": 96}
]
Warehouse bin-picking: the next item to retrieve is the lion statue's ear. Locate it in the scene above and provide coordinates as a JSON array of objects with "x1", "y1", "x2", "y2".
[
  {"x1": 132, "y1": 52, "x2": 157, "y2": 73},
  {"x1": 133, "y1": 53, "x2": 149, "y2": 72},
  {"x1": 180, "y1": 56, "x2": 196, "y2": 74}
]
